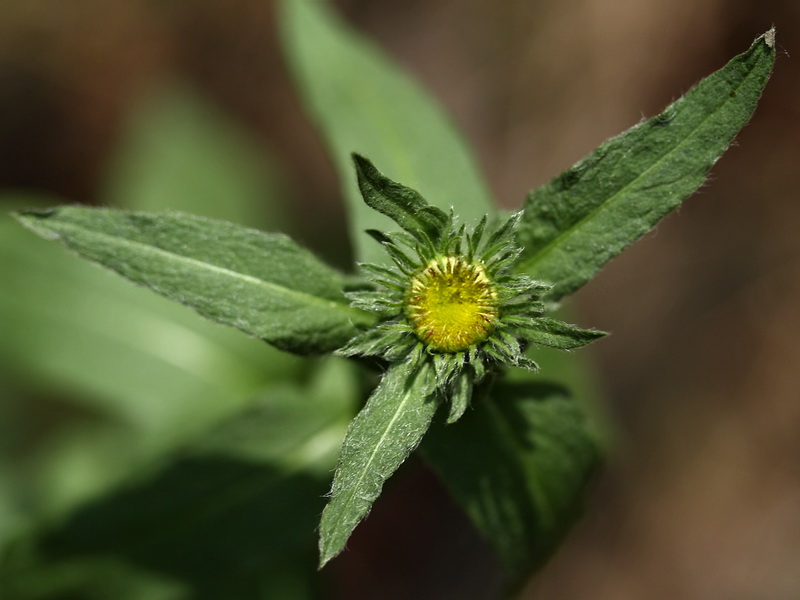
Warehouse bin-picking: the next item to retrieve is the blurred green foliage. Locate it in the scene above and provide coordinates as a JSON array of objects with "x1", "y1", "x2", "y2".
[{"x1": 0, "y1": 84, "x2": 357, "y2": 599}]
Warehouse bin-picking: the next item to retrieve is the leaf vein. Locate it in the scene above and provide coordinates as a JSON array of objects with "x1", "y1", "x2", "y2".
[
  {"x1": 519, "y1": 56, "x2": 763, "y2": 278},
  {"x1": 53, "y1": 221, "x2": 361, "y2": 317}
]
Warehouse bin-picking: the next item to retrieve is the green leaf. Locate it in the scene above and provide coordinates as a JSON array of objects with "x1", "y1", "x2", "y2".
[
  {"x1": 280, "y1": 0, "x2": 493, "y2": 264},
  {"x1": 14, "y1": 207, "x2": 373, "y2": 354},
  {"x1": 103, "y1": 83, "x2": 288, "y2": 230},
  {"x1": 1, "y1": 359, "x2": 357, "y2": 600},
  {"x1": 423, "y1": 381, "x2": 599, "y2": 591},
  {"x1": 519, "y1": 317, "x2": 607, "y2": 350},
  {"x1": 318, "y1": 360, "x2": 439, "y2": 567},
  {"x1": 352, "y1": 154, "x2": 449, "y2": 243},
  {"x1": 0, "y1": 208, "x2": 297, "y2": 421},
  {"x1": 0, "y1": 557, "x2": 189, "y2": 600},
  {"x1": 21, "y1": 465, "x2": 324, "y2": 600},
  {"x1": 516, "y1": 29, "x2": 776, "y2": 301},
  {"x1": 0, "y1": 207, "x2": 306, "y2": 538}
]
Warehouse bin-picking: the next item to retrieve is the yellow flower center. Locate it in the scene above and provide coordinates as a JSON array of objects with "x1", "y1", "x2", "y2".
[{"x1": 405, "y1": 256, "x2": 499, "y2": 352}]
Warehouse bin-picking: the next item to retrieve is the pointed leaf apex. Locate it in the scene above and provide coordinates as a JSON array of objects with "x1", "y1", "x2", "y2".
[
  {"x1": 351, "y1": 154, "x2": 450, "y2": 244},
  {"x1": 318, "y1": 362, "x2": 439, "y2": 567}
]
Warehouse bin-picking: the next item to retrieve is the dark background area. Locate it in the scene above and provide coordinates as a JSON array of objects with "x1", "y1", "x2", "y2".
[{"x1": 1, "y1": 1, "x2": 799, "y2": 598}]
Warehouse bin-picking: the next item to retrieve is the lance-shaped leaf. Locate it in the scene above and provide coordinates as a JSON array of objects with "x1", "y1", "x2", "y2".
[
  {"x1": 352, "y1": 154, "x2": 449, "y2": 244},
  {"x1": 280, "y1": 0, "x2": 492, "y2": 265},
  {"x1": 423, "y1": 381, "x2": 599, "y2": 591},
  {"x1": 516, "y1": 29, "x2": 776, "y2": 302},
  {"x1": 319, "y1": 360, "x2": 439, "y2": 567},
  {"x1": 14, "y1": 207, "x2": 373, "y2": 355}
]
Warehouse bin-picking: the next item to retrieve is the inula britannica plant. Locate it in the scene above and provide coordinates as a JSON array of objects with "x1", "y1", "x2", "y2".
[{"x1": 7, "y1": 0, "x2": 775, "y2": 594}]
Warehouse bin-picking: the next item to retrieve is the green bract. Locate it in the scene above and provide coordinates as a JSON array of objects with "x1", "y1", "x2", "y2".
[{"x1": 338, "y1": 155, "x2": 605, "y2": 424}]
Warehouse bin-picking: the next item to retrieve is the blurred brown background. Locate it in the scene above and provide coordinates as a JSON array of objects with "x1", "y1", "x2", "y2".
[{"x1": 1, "y1": 0, "x2": 799, "y2": 598}]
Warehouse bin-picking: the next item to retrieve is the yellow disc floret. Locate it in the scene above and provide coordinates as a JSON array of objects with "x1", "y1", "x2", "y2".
[{"x1": 405, "y1": 256, "x2": 499, "y2": 352}]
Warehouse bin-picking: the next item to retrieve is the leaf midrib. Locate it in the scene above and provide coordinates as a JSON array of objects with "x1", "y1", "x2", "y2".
[
  {"x1": 518, "y1": 54, "x2": 762, "y2": 282},
  {"x1": 39, "y1": 219, "x2": 367, "y2": 319},
  {"x1": 322, "y1": 365, "x2": 427, "y2": 558}
]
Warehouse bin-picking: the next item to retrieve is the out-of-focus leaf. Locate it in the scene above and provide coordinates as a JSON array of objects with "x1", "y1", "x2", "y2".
[
  {"x1": 318, "y1": 360, "x2": 439, "y2": 567},
  {"x1": 194, "y1": 358, "x2": 358, "y2": 475},
  {"x1": 516, "y1": 29, "x2": 776, "y2": 301},
  {"x1": 0, "y1": 556, "x2": 189, "y2": 600},
  {"x1": 280, "y1": 0, "x2": 493, "y2": 264},
  {"x1": 4, "y1": 467, "x2": 322, "y2": 600},
  {"x1": 104, "y1": 84, "x2": 287, "y2": 229},
  {"x1": 423, "y1": 381, "x2": 599, "y2": 591},
  {"x1": 1, "y1": 359, "x2": 358, "y2": 600},
  {"x1": 0, "y1": 379, "x2": 23, "y2": 547},
  {"x1": 15, "y1": 207, "x2": 373, "y2": 354}
]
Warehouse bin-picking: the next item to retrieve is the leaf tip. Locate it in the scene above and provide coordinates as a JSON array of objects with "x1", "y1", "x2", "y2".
[
  {"x1": 365, "y1": 228, "x2": 390, "y2": 245},
  {"x1": 12, "y1": 206, "x2": 58, "y2": 221},
  {"x1": 351, "y1": 151, "x2": 368, "y2": 167},
  {"x1": 317, "y1": 553, "x2": 334, "y2": 571},
  {"x1": 11, "y1": 206, "x2": 62, "y2": 239},
  {"x1": 351, "y1": 153, "x2": 380, "y2": 188},
  {"x1": 318, "y1": 528, "x2": 344, "y2": 570}
]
